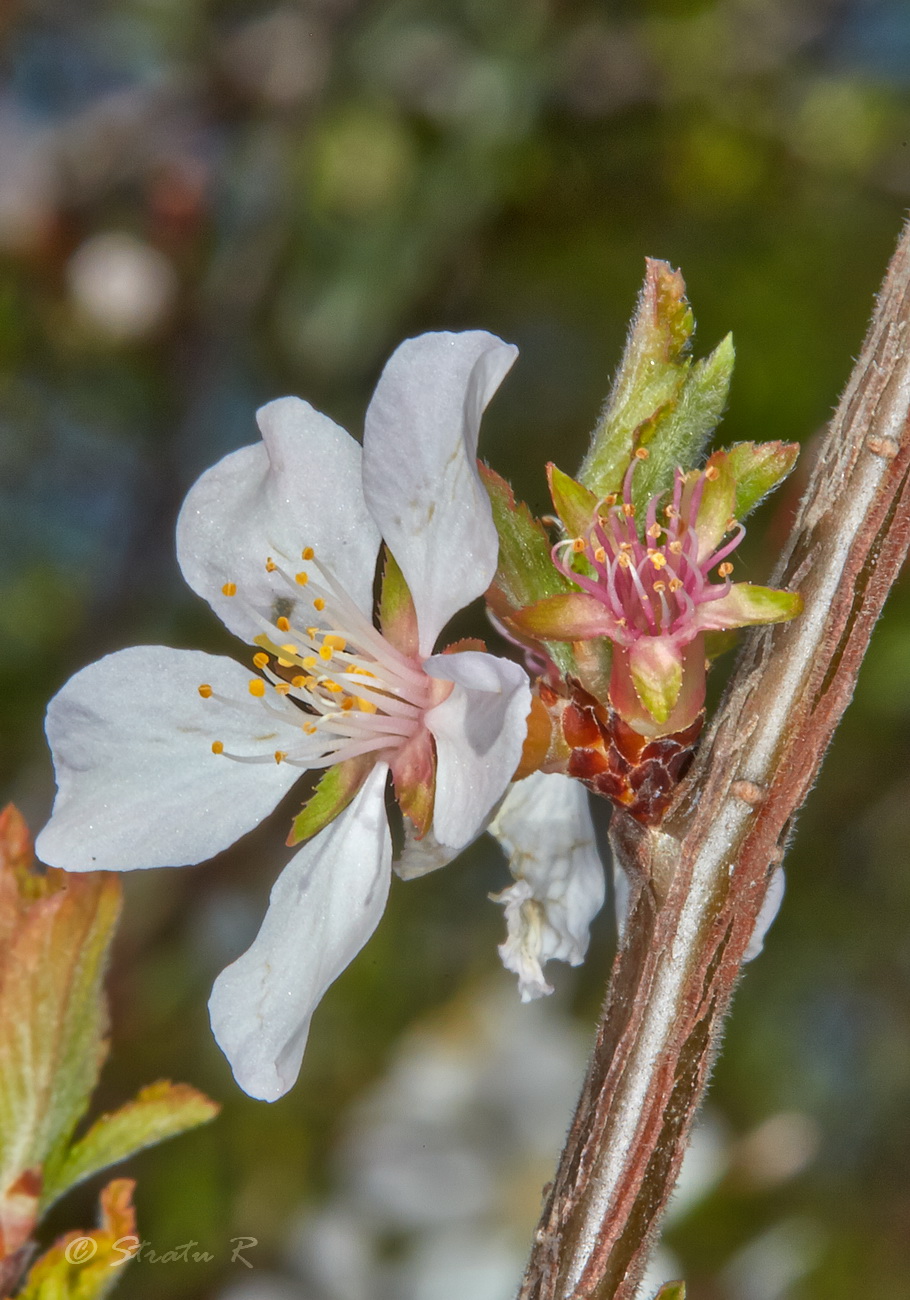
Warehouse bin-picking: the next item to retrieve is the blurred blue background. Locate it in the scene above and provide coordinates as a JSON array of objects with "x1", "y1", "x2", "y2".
[{"x1": 3, "y1": 1, "x2": 910, "y2": 1296}]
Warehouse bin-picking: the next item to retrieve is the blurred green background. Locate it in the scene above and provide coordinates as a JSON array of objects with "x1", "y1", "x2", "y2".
[{"x1": 3, "y1": 0, "x2": 910, "y2": 1296}]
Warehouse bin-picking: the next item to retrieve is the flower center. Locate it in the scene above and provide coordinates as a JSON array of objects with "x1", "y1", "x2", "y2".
[
  {"x1": 199, "y1": 547, "x2": 437, "y2": 767},
  {"x1": 553, "y1": 458, "x2": 745, "y2": 644}
]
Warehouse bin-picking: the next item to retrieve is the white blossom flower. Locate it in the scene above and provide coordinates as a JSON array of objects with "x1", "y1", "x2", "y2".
[
  {"x1": 36, "y1": 331, "x2": 531, "y2": 1101},
  {"x1": 489, "y1": 771, "x2": 606, "y2": 1001}
]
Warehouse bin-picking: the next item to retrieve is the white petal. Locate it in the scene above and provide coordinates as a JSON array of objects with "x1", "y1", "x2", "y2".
[
  {"x1": 743, "y1": 867, "x2": 785, "y2": 962},
  {"x1": 208, "y1": 764, "x2": 392, "y2": 1101},
  {"x1": 423, "y1": 651, "x2": 531, "y2": 850},
  {"x1": 488, "y1": 772, "x2": 605, "y2": 1001},
  {"x1": 362, "y1": 332, "x2": 518, "y2": 655},
  {"x1": 177, "y1": 397, "x2": 381, "y2": 644},
  {"x1": 393, "y1": 823, "x2": 462, "y2": 881},
  {"x1": 36, "y1": 646, "x2": 302, "y2": 871}
]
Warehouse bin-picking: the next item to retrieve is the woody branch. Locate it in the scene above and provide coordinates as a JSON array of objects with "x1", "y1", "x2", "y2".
[{"x1": 518, "y1": 217, "x2": 910, "y2": 1300}]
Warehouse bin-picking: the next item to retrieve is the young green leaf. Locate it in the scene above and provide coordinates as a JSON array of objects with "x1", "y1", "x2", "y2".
[
  {"x1": 0, "y1": 807, "x2": 121, "y2": 1204},
  {"x1": 18, "y1": 1179, "x2": 137, "y2": 1300},
  {"x1": 631, "y1": 333, "x2": 735, "y2": 512},
  {"x1": 40, "y1": 1082, "x2": 219, "y2": 1211},
  {"x1": 579, "y1": 260, "x2": 694, "y2": 498}
]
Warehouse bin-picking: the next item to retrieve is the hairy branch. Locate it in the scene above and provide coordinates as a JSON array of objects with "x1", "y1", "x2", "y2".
[{"x1": 519, "y1": 219, "x2": 910, "y2": 1300}]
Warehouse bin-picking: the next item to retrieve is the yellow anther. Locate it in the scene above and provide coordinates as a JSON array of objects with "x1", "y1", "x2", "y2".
[
  {"x1": 211, "y1": 741, "x2": 224, "y2": 754},
  {"x1": 313, "y1": 597, "x2": 326, "y2": 611},
  {"x1": 198, "y1": 684, "x2": 213, "y2": 699},
  {"x1": 277, "y1": 616, "x2": 291, "y2": 632},
  {"x1": 341, "y1": 697, "x2": 355, "y2": 711},
  {"x1": 669, "y1": 540, "x2": 683, "y2": 554},
  {"x1": 302, "y1": 655, "x2": 317, "y2": 669},
  {"x1": 265, "y1": 557, "x2": 277, "y2": 573},
  {"x1": 274, "y1": 750, "x2": 287, "y2": 763},
  {"x1": 324, "y1": 634, "x2": 347, "y2": 652},
  {"x1": 222, "y1": 582, "x2": 237, "y2": 597},
  {"x1": 617, "y1": 617, "x2": 627, "y2": 627},
  {"x1": 302, "y1": 546, "x2": 315, "y2": 560},
  {"x1": 325, "y1": 680, "x2": 343, "y2": 694},
  {"x1": 253, "y1": 652, "x2": 269, "y2": 670},
  {"x1": 649, "y1": 552, "x2": 668, "y2": 570},
  {"x1": 306, "y1": 626, "x2": 318, "y2": 638},
  {"x1": 634, "y1": 447, "x2": 650, "y2": 460},
  {"x1": 665, "y1": 504, "x2": 678, "y2": 518},
  {"x1": 571, "y1": 538, "x2": 586, "y2": 554},
  {"x1": 669, "y1": 577, "x2": 683, "y2": 592},
  {"x1": 357, "y1": 697, "x2": 378, "y2": 714},
  {"x1": 304, "y1": 723, "x2": 317, "y2": 735},
  {"x1": 280, "y1": 643, "x2": 298, "y2": 655},
  {"x1": 620, "y1": 541, "x2": 633, "y2": 551},
  {"x1": 647, "y1": 522, "x2": 662, "y2": 539},
  {"x1": 275, "y1": 682, "x2": 291, "y2": 696},
  {"x1": 295, "y1": 571, "x2": 309, "y2": 586},
  {"x1": 718, "y1": 561, "x2": 734, "y2": 577},
  {"x1": 622, "y1": 503, "x2": 635, "y2": 517},
  {"x1": 604, "y1": 493, "x2": 618, "y2": 507},
  {"x1": 705, "y1": 464, "x2": 720, "y2": 481},
  {"x1": 653, "y1": 581, "x2": 666, "y2": 593},
  {"x1": 319, "y1": 645, "x2": 333, "y2": 661},
  {"x1": 249, "y1": 678, "x2": 266, "y2": 698},
  {"x1": 291, "y1": 675, "x2": 306, "y2": 688},
  {"x1": 617, "y1": 552, "x2": 631, "y2": 568},
  {"x1": 594, "y1": 546, "x2": 606, "y2": 564},
  {"x1": 304, "y1": 675, "x2": 318, "y2": 689}
]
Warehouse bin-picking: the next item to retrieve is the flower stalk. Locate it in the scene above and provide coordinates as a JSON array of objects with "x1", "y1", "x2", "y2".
[{"x1": 517, "y1": 219, "x2": 910, "y2": 1298}]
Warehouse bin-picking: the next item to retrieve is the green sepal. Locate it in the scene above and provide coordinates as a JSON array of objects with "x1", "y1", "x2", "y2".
[
  {"x1": 579, "y1": 259, "x2": 694, "y2": 498},
  {"x1": 653, "y1": 1284, "x2": 686, "y2": 1300},
  {"x1": 695, "y1": 451, "x2": 738, "y2": 558},
  {"x1": 725, "y1": 440, "x2": 800, "y2": 521},
  {"x1": 478, "y1": 463, "x2": 576, "y2": 676},
  {"x1": 378, "y1": 546, "x2": 419, "y2": 657},
  {"x1": 632, "y1": 333, "x2": 735, "y2": 514},
  {"x1": 628, "y1": 638, "x2": 683, "y2": 726},
  {"x1": 287, "y1": 755, "x2": 374, "y2": 847},
  {"x1": 573, "y1": 638, "x2": 613, "y2": 704},
  {"x1": 509, "y1": 592, "x2": 614, "y2": 641},
  {"x1": 40, "y1": 1082, "x2": 219, "y2": 1212},
  {"x1": 547, "y1": 463, "x2": 599, "y2": 537},
  {"x1": 390, "y1": 729, "x2": 436, "y2": 840}
]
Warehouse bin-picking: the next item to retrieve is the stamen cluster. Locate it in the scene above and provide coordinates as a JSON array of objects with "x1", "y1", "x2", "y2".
[
  {"x1": 199, "y1": 547, "x2": 434, "y2": 768},
  {"x1": 553, "y1": 453, "x2": 745, "y2": 648}
]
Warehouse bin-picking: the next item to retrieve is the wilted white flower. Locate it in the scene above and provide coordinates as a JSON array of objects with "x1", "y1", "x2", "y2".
[{"x1": 489, "y1": 770, "x2": 606, "y2": 1000}]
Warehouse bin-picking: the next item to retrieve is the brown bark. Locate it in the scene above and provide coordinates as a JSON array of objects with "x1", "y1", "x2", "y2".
[{"x1": 518, "y1": 219, "x2": 910, "y2": 1300}]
